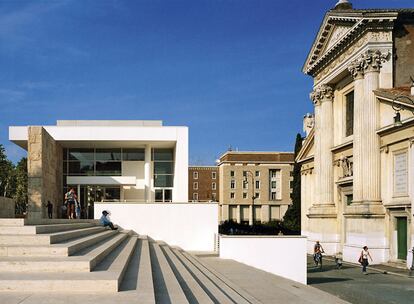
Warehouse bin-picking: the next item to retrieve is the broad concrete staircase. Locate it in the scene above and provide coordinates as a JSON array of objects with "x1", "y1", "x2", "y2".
[{"x1": 0, "y1": 219, "x2": 259, "y2": 304}]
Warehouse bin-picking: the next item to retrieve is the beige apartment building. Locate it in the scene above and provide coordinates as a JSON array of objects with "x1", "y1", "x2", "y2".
[
  {"x1": 217, "y1": 151, "x2": 294, "y2": 224},
  {"x1": 298, "y1": 0, "x2": 414, "y2": 267},
  {"x1": 188, "y1": 166, "x2": 219, "y2": 202}
]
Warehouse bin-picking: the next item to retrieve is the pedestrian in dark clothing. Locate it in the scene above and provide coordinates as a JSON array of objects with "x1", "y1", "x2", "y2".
[{"x1": 46, "y1": 201, "x2": 53, "y2": 219}]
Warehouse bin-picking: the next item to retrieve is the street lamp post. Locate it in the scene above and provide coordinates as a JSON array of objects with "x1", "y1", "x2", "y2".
[{"x1": 244, "y1": 171, "x2": 256, "y2": 226}]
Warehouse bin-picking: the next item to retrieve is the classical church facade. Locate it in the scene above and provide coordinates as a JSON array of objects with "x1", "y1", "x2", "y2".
[{"x1": 298, "y1": 1, "x2": 414, "y2": 267}]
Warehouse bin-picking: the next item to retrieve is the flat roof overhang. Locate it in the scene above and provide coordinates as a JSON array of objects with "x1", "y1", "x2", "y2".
[{"x1": 9, "y1": 126, "x2": 186, "y2": 150}]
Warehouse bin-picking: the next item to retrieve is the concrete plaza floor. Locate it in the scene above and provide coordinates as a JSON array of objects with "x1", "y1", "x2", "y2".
[{"x1": 307, "y1": 256, "x2": 414, "y2": 304}]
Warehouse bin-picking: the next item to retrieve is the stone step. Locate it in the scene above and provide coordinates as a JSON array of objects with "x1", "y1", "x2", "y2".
[
  {"x1": 178, "y1": 249, "x2": 256, "y2": 304},
  {"x1": 0, "y1": 271, "x2": 118, "y2": 292},
  {"x1": 136, "y1": 236, "x2": 156, "y2": 304},
  {"x1": 0, "y1": 222, "x2": 95, "y2": 235},
  {"x1": 0, "y1": 232, "x2": 128, "y2": 272},
  {"x1": 108, "y1": 235, "x2": 138, "y2": 291},
  {"x1": 0, "y1": 229, "x2": 117, "y2": 257},
  {"x1": 160, "y1": 243, "x2": 214, "y2": 304},
  {"x1": 150, "y1": 241, "x2": 189, "y2": 304},
  {"x1": 171, "y1": 247, "x2": 235, "y2": 304},
  {"x1": 0, "y1": 219, "x2": 25, "y2": 226},
  {"x1": 0, "y1": 226, "x2": 105, "y2": 245}
]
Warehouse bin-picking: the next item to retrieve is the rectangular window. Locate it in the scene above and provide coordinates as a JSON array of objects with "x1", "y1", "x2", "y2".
[
  {"x1": 345, "y1": 91, "x2": 354, "y2": 137},
  {"x1": 243, "y1": 192, "x2": 247, "y2": 199},
  {"x1": 345, "y1": 194, "x2": 353, "y2": 205},
  {"x1": 212, "y1": 193, "x2": 217, "y2": 201},
  {"x1": 193, "y1": 193, "x2": 198, "y2": 201},
  {"x1": 212, "y1": 182, "x2": 216, "y2": 190},
  {"x1": 193, "y1": 182, "x2": 198, "y2": 190},
  {"x1": 212, "y1": 172, "x2": 216, "y2": 179},
  {"x1": 255, "y1": 171, "x2": 260, "y2": 177},
  {"x1": 122, "y1": 148, "x2": 145, "y2": 161},
  {"x1": 155, "y1": 189, "x2": 163, "y2": 202},
  {"x1": 230, "y1": 180, "x2": 235, "y2": 189},
  {"x1": 270, "y1": 170, "x2": 277, "y2": 178},
  {"x1": 230, "y1": 192, "x2": 235, "y2": 199},
  {"x1": 95, "y1": 148, "x2": 121, "y2": 161},
  {"x1": 193, "y1": 171, "x2": 198, "y2": 179},
  {"x1": 255, "y1": 192, "x2": 260, "y2": 199},
  {"x1": 271, "y1": 192, "x2": 277, "y2": 200},
  {"x1": 243, "y1": 171, "x2": 247, "y2": 177},
  {"x1": 243, "y1": 180, "x2": 248, "y2": 189},
  {"x1": 95, "y1": 161, "x2": 121, "y2": 176},
  {"x1": 230, "y1": 170, "x2": 235, "y2": 177},
  {"x1": 153, "y1": 148, "x2": 174, "y2": 188},
  {"x1": 255, "y1": 180, "x2": 260, "y2": 189},
  {"x1": 271, "y1": 181, "x2": 277, "y2": 188}
]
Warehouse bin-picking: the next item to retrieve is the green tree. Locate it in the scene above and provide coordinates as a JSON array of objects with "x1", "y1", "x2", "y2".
[
  {"x1": 13, "y1": 158, "x2": 28, "y2": 215},
  {"x1": 0, "y1": 144, "x2": 15, "y2": 198},
  {"x1": 282, "y1": 133, "x2": 303, "y2": 233}
]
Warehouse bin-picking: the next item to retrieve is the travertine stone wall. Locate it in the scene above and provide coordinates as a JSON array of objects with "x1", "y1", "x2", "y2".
[
  {"x1": 0, "y1": 197, "x2": 15, "y2": 218},
  {"x1": 28, "y1": 127, "x2": 63, "y2": 219}
]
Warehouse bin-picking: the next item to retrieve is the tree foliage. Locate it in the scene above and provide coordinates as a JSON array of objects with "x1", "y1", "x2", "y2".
[
  {"x1": 282, "y1": 133, "x2": 303, "y2": 233},
  {"x1": 14, "y1": 158, "x2": 28, "y2": 215},
  {"x1": 0, "y1": 144, "x2": 16, "y2": 197},
  {"x1": 0, "y1": 144, "x2": 28, "y2": 215}
]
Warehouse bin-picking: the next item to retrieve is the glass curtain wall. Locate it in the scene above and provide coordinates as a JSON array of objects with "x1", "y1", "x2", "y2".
[{"x1": 153, "y1": 148, "x2": 174, "y2": 202}]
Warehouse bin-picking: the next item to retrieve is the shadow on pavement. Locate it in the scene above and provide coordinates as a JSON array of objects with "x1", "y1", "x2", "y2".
[{"x1": 308, "y1": 277, "x2": 353, "y2": 285}]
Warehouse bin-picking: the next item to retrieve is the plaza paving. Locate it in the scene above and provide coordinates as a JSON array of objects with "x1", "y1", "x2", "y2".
[{"x1": 307, "y1": 256, "x2": 414, "y2": 304}]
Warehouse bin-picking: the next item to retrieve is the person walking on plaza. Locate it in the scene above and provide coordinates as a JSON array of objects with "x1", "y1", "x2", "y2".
[
  {"x1": 359, "y1": 246, "x2": 373, "y2": 274},
  {"x1": 100, "y1": 210, "x2": 118, "y2": 230},
  {"x1": 46, "y1": 201, "x2": 53, "y2": 219},
  {"x1": 314, "y1": 241, "x2": 324, "y2": 268},
  {"x1": 65, "y1": 188, "x2": 77, "y2": 219}
]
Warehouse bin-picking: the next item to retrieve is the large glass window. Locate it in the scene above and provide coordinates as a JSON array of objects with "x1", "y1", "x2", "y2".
[
  {"x1": 153, "y1": 148, "x2": 174, "y2": 188},
  {"x1": 123, "y1": 148, "x2": 145, "y2": 161},
  {"x1": 95, "y1": 148, "x2": 121, "y2": 161},
  {"x1": 95, "y1": 161, "x2": 121, "y2": 176}
]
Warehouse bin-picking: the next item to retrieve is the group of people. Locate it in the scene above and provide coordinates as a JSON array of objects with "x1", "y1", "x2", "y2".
[{"x1": 313, "y1": 241, "x2": 373, "y2": 274}]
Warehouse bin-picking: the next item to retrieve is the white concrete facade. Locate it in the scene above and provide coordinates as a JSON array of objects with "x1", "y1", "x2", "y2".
[
  {"x1": 95, "y1": 202, "x2": 218, "y2": 251},
  {"x1": 9, "y1": 120, "x2": 189, "y2": 204},
  {"x1": 219, "y1": 235, "x2": 307, "y2": 284}
]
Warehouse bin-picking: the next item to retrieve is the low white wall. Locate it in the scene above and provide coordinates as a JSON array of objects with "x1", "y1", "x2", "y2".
[
  {"x1": 95, "y1": 202, "x2": 218, "y2": 251},
  {"x1": 219, "y1": 235, "x2": 307, "y2": 285}
]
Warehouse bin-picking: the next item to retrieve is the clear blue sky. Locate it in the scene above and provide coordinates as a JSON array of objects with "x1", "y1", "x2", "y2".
[{"x1": 1, "y1": 0, "x2": 412, "y2": 164}]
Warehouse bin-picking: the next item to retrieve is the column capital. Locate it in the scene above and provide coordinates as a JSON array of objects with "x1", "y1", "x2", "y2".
[
  {"x1": 310, "y1": 84, "x2": 334, "y2": 105},
  {"x1": 348, "y1": 61, "x2": 364, "y2": 79}
]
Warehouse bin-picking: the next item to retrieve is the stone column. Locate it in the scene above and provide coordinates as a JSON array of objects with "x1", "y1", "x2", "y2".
[
  {"x1": 349, "y1": 49, "x2": 389, "y2": 204},
  {"x1": 310, "y1": 84, "x2": 334, "y2": 207},
  {"x1": 144, "y1": 144, "x2": 152, "y2": 202},
  {"x1": 248, "y1": 205, "x2": 253, "y2": 226},
  {"x1": 348, "y1": 62, "x2": 364, "y2": 203}
]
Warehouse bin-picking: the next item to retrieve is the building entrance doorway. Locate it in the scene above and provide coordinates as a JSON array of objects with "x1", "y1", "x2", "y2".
[{"x1": 396, "y1": 217, "x2": 407, "y2": 260}]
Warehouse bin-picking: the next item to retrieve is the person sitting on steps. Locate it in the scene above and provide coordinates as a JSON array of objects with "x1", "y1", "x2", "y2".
[{"x1": 100, "y1": 210, "x2": 118, "y2": 230}]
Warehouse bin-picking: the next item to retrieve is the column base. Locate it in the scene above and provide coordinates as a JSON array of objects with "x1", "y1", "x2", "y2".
[
  {"x1": 344, "y1": 201, "x2": 385, "y2": 218},
  {"x1": 308, "y1": 204, "x2": 337, "y2": 218}
]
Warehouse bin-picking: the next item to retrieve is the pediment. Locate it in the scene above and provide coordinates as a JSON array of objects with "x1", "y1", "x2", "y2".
[
  {"x1": 296, "y1": 129, "x2": 314, "y2": 163},
  {"x1": 303, "y1": 14, "x2": 359, "y2": 75}
]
